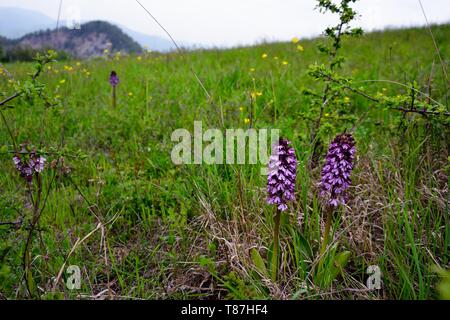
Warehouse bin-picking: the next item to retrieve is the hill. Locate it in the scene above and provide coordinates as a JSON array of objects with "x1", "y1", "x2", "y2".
[
  {"x1": 119, "y1": 24, "x2": 176, "y2": 52},
  {"x1": 1, "y1": 21, "x2": 143, "y2": 60},
  {"x1": 0, "y1": 7, "x2": 180, "y2": 53}
]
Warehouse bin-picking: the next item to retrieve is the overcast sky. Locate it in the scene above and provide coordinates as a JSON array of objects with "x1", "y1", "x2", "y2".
[{"x1": 1, "y1": 0, "x2": 449, "y2": 47}]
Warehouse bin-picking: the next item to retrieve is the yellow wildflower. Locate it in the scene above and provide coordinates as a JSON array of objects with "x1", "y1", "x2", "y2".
[
  {"x1": 244, "y1": 118, "x2": 250, "y2": 124},
  {"x1": 59, "y1": 79, "x2": 66, "y2": 85},
  {"x1": 282, "y1": 61, "x2": 288, "y2": 65},
  {"x1": 297, "y1": 45, "x2": 304, "y2": 52},
  {"x1": 128, "y1": 92, "x2": 133, "y2": 97},
  {"x1": 291, "y1": 37, "x2": 299, "y2": 44},
  {"x1": 262, "y1": 53, "x2": 268, "y2": 59},
  {"x1": 239, "y1": 107, "x2": 244, "y2": 112},
  {"x1": 344, "y1": 97, "x2": 350, "y2": 103},
  {"x1": 250, "y1": 91, "x2": 262, "y2": 99},
  {"x1": 249, "y1": 68, "x2": 255, "y2": 73}
]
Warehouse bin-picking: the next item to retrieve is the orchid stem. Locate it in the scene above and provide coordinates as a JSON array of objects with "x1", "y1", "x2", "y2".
[
  {"x1": 321, "y1": 209, "x2": 333, "y2": 256},
  {"x1": 112, "y1": 86, "x2": 116, "y2": 109},
  {"x1": 271, "y1": 209, "x2": 281, "y2": 282}
]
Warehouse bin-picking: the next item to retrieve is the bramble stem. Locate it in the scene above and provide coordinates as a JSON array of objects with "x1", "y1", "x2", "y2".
[
  {"x1": 24, "y1": 174, "x2": 42, "y2": 298},
  {"x1": 0, "y1": 92, "x2": 20, "y2": 107},
  {"x1": 0, "y1": 109, "x2": 17, "y2": 151}
]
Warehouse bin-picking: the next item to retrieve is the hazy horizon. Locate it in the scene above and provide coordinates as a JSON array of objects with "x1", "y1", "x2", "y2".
[{"x1": 0, "y1": 0, "x2": 449, "y2": 48}]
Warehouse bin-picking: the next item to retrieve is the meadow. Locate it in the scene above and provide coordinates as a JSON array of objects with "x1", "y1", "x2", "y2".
[{"x1": 0, "y1": 22, "x2": 449, "y2": 299}]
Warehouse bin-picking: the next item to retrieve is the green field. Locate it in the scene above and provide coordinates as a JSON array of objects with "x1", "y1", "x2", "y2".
[{"x1": 0, "y1": 23, "x2": 449, "y2": 300}]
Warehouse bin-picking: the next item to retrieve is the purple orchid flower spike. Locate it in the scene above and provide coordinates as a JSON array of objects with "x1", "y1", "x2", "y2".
[
  {"x1": 320, "y1": 133, "x2": 356, "y2": 208},
  {"x1": 109, "y1": 71, "x2": 119, "y2": 108},
  {"x1": 109, "y1": 71, "x2": 120, "y2": 87},
  {"x1": 267, "y1": 138, "x2": 297, "y2": 212}
]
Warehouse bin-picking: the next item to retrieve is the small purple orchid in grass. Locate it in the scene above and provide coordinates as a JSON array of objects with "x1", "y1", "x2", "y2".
[
  {"x1": 109, "y1": 71, "x2": 120, "y2": 87},
  {"x1": 319, "y1": 133, "x2": 356, "y2": 208},
  {"x1": 266, "y1": 138, "x2": 297, "y2": 282},
  {"x1": 109, "y1": 71, "x2": 119, "y2": 108}
]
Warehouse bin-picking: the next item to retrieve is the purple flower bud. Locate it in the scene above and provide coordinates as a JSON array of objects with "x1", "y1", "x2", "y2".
[
  {"x1": 267, "y1": 138, "x2": 297, "y2": 212},
  {"x1": 109, "y1": 71, "x2": 120, "y2": 87},
  {"x1": 13, "y1": 156, "x2": 22, "y2": 171},
  {"x1": 34, "y1": 156, "x2": 46, "y2": 173},
  {"x1": 320, "y1": 133, "x2": 356, "y2": 208}
]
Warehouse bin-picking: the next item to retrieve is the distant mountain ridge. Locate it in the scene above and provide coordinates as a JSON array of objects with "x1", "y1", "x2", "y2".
[
  {"x1": 0, "y1": 7, "x2": 177, "y2": 53},
  {"x1": 1, "y1": 21, "x2": 143, "y2": 59},
  {"x1": 119, "y1": 24, "x2": 176, "y2": 52}
]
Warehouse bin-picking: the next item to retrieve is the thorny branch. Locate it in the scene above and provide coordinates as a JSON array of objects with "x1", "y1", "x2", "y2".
[{"x1": 317, "y1": 71, "x2": 450, "y2": 117}]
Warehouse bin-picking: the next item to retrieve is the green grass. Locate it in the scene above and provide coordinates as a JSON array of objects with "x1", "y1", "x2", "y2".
[{"x1": 0, "y1": 24, "x2": 449, "y2": 300}]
